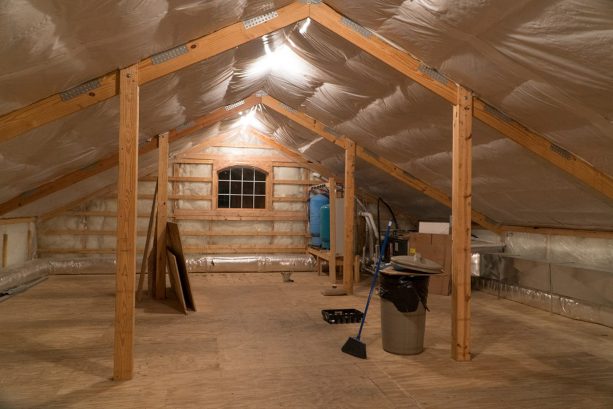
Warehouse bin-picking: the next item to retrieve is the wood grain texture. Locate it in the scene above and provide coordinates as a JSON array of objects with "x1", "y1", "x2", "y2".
[
  {"x1": 1, "y1": 273, "x2": 612, "y2": 408},
  {"x1": 311, "y1": 3, "x2": 612, "y2": 202},
  {"x1": 155, "y1": 134, "x2": 169, "y2": 300},
  {"x1": 114, "y1": 64, "x2": 139, "y2": 381},
  {"x1": 473, "y1": 99, "x2": 613, "y2": 201},
  {"x1": 260, "y1": 95, "x2": 500, "y2": 232},
  {"x1": 343, "y1": 140, "x2": 356, "y2": 294},
  {"x1": 328, "y1": 177, "x2": 338, "y2": 285},
  {"x1": 451, "y1": 86, "x2": 473, "y2": 362},
  {"x1": 0, "y1": 3, "x2": 306, "y2": 142}
]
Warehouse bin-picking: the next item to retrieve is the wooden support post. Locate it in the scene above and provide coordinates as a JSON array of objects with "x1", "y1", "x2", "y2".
[
  {"x1": 114, "y1": 64, "x2": 139, "y2": 381},
  {"x1": 155, "y1": 132, "x2": 169, "y2": 299},
  {"x1": 343, "y1": 140, "x2": 356, "y2": 294},
  {"x1": 2, "y1": 233, "x2": 7, "y2": 268},
  {"x1": 451, "y1": 86, "x2": 473, "y2": 362},
  {"x1": 328, "y1": 177, "x2": 337, "y2": 284}
]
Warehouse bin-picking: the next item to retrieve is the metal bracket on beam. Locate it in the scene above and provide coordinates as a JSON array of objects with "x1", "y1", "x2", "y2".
[
  {"x1": 151, "y1": 44, "x2": 189, "y2": 65},
  {"x1": 418, "y1": 64, "x2": 448, "y2": 85},
  {"x1": 340, "y1": 17, "x2": 372, "y2": 38},
  {"x1": 550, "y1": 144, "x2": 573, "y2": 160},
  {"x1": 60, "y1": 79, "x2": 102, "y2": 101},
  {"x1": 243, "y1": 11, "x2": 279, "y2": 29},
  {"x1": 224, "y1": 100, "x2": 246, "y2": 111},
  {"x1": 483, "y1": 103, "x2": 512, "y2": 123}
]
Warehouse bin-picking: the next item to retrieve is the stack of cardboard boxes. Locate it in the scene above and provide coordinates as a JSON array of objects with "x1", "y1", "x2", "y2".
[{"x1": 405, "y1": 232, "x2": 452, "y2": 296}]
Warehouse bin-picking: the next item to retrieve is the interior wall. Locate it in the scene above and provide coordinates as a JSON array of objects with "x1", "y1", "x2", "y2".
[
  {"x1": 36, "y1": 134, "x2": 314, "y2": 258},
  {"x1": 0, "y1": 220, "x2": 35, "y2": 270}
]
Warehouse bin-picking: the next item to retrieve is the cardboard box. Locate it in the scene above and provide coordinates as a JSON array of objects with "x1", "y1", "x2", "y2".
[{"x1": 407, "y1": 232, "x2": 451, "y2": 296}]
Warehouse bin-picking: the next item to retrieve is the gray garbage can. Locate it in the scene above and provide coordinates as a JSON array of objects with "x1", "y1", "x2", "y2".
[
  {"x1": 380, "y1": 297, "x2": 426, "y2": 355},
  {"x1": 379, "y1": 269, "x2": 430, "y2": 355}
]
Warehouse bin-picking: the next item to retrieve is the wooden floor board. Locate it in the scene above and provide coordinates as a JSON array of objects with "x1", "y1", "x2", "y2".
[{"x1": 0, "y1": 272, "x2": 612, "y2": 408}]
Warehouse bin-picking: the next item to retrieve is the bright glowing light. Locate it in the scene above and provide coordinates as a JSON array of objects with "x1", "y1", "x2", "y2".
[
  {"x1": 299, "y1": 18, "x2": 311, "y2": 35},
  {"x1": 247, "y1": 43, "x2": 308, "y2": 77}
]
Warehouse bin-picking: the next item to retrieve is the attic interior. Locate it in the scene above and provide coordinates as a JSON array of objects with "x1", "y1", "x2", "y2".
[{"x1": 1, "y1": 1, "x2": 612, "y2": 408}]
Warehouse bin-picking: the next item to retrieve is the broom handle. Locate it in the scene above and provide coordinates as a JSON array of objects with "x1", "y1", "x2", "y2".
[{"x1": 356, "y1": 220, "x2": 392, "y2": 340}]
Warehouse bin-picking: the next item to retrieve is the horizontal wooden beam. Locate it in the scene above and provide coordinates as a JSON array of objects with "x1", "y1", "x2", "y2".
[
  {"x1": 500, "y1": 225, "x2": 613, "y2": 240},
  {"x1": 272, "y1": 196, "x2": 307, "y2": 202},
  {"x1": 0, "y1": 217, "x2": 35, "y2": 225},
  {"x1": 260, "y1": 95, "x2": 501, "y2": 232},
  {"x1": 272, "y1": 179, "x2": 319, "y2": 185},
  {"x1": 473, "y1": 100, "x2": 613, "y2": 201},
  {"x1": 0, "y1": 96, "x2": 260, "y2": 216},
  {"x1": 41, "y1": 229, "x2": 309, "y2": 237},
  {"x1": 38, "y1": 246, "x2": 307, "y2": 255},
  {"x1": 0, "y1": 3, "x2": 307, "y2": 143},
  {"x1": 173, "y1": 214, "x2": 306, "y2": 222},
  {"x1": 139, "y1": 176, "x2": 212, "y2": 183}
]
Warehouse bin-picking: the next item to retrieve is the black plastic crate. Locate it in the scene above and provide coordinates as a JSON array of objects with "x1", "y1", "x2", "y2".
[{"x1": 321, "y1": 308, "x2": 363, "y2": 324}]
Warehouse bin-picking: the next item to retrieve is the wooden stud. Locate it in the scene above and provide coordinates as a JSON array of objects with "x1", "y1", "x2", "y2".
[
  {"x1": 2, "y1": 234, "x2": 7, "y2": 268},
  {"x1": 451, "y1": 86, "x2": 473, "y2": 362},
  {"x1": 328, "y1": 177, "x2": 337, "y2": 284},
  {"x1": 155, "y1": 133, "x2": 169, "y2": 299},
  {"x1": 114, "y1": 64, "x2": 139, "y2": 381},
  {"x1": 27, "y1": 228, "x2": 32, "y2": 260},
  {"x1": 354, "y1": 255, "x2": 361, "y2": 284},
  {"x1": 0, "y1": 217, "x2": 35, "y2": 225},
  {"x1": 343, "y1": 140, "x2": 356, "y2": 294}
]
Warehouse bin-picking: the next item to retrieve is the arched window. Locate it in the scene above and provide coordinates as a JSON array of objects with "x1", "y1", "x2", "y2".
[{"x1": 217, "y1": 166, "x2": 267, "y2": 209}]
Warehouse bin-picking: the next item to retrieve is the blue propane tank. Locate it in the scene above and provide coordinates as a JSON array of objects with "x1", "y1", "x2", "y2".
[
  {"x1": 309, "y1": 193, "x2": 329, "y2": 247},
  {"x1": 320, "y1": 204, "x2": 331, "y2": 249}
]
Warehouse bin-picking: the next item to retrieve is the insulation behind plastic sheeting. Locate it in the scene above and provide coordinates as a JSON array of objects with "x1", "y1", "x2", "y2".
[
  {"x1": 504, "y1": 232, "x2": 613, "y2": 269},
  {"x1": 476, "y1": 253, "x2": 613, "y2": 328},
  {"x1": 186, "y1": 254, "x2": 316, "y2": 273},
  {"x1": 177, "y1": 164, "x2": 212, "y2": 177},
  {"x1": 0, "y1": 259, "x2": 48, "y2": 293}
]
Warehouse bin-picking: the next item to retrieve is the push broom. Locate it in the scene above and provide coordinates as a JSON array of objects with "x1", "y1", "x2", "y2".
[{"x1": 341, "y1": 220, "x2": 392, "y2": 359}]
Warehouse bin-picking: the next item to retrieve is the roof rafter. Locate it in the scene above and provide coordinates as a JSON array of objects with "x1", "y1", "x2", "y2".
[
  {"x1": 309, "y1": 2, "x2": 613, "y2": 202},
  {"x1": 0, "y1": 96, "x2": 261, "y2": 216},
  {"x1": 260, "y1": 93, "x2": 501, "y2": 232},
  {"x1": 248, "y1": 127, "x2": 342, "y2": 181},
  {"x1": 0, "y1": 2, "x2": 308, "y2": 143}
]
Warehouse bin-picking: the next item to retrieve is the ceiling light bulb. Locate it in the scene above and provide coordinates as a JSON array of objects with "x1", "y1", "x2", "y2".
[{"x1": 299, "y1": 18, "x2": 311, "y2": 35}]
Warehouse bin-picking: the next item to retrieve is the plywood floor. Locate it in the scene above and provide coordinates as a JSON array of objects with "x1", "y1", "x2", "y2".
[{"x1": 1, "y1": 272, "x2": 612, "y2": 409}]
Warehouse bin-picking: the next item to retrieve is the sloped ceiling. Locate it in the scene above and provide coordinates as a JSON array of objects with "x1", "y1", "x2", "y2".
[{"x1": 0, "y1": 1, "x2": 612, "y2": 229}]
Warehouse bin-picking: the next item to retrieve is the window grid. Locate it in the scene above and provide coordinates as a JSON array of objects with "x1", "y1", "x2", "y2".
[{"x1": 217, "y1": 166, "x2": 266, "y2": 209}]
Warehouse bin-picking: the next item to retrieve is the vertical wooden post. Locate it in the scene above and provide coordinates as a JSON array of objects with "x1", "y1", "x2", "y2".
[
  {"x1": 114, "y1": 64, "x2": 139, "y2": 381},
  {"x1": 451, "y1": 86, "x2": 473, "y2": 361},
  {"x1": 2, "y1": 233, "x2": 7, "y2": 268},
  {"x1": 27, "y1": 228, "x2": 32, "y2": 259},
  {"x1": 328, "y1": 177, "x2": 337, "y2": 284},
  {"x1": 155, "y1": 132, "x2": 169, "y2": 299},
  {"x1": 343, "y1": 139, "x2": 356, "y2": 294}
]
